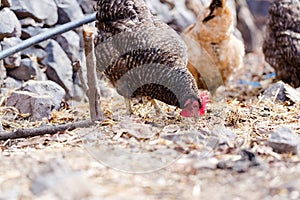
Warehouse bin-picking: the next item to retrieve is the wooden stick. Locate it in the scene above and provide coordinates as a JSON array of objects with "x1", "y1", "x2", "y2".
[
  {"x1": 83, "y1": 25, "x2": 103, "y2": 121},
  {"x1": 73, "y1": 60, "x2": 88, "y2": 97},
  {"x1": 0, "y1": 120, "x2": 94, "y2": 140}
]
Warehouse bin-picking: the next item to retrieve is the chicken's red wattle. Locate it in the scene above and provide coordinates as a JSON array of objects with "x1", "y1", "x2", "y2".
[{"x1": 200, "y1": 91, "x2": 209, "y2": 115}]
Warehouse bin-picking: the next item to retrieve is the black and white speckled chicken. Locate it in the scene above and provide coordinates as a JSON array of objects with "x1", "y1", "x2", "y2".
[
  {"x1": 263, "y1": 0, "x2": 300, "y2": 88},
  {"x1": 94, "y1": 0, "x2": 208, "y2": 117}
]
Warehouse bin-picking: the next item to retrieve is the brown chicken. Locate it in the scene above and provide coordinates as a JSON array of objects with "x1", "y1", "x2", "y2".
[
  {"x1": 182, "y1": 0, "x2": 245, "y2": 91},
  {"x1": 94, "y1": 0, "x2": 208, "y2": 117},
  {"x1": 263, "y1": 0, "x2": 300, "y2": 88}
]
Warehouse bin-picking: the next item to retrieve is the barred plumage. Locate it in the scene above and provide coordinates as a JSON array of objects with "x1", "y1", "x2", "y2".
[
  {"x1": 263, "y1": 0, "x2": 300, "y2": 88},
  {"x1": 94, "y1": 0, "x2": 207, "y2": 117}
]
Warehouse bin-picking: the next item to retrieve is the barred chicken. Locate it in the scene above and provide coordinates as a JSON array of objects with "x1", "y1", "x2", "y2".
[
  {"x1": 182, "y1": 0, "x2": 245, "y2": 91},
  {"x1": 263, "y1": 0, "x2": 300, "y2": 88},
  {"x1": 94, "y1": 0, "x2": 208, "y2": 117}
]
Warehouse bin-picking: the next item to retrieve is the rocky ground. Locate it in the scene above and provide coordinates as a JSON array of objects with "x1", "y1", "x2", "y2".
[
  {"x1": 1, "y1": 0, "x2": 300, "y2": 200},
  {"x1": 1, "y1": 51, "x2": 300, "y2": 199}
]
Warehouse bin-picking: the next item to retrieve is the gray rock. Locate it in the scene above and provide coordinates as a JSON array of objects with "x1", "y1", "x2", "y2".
[
  {"x1": 21, "y1": 26, "x2": 48, "y2": 39},
  {"x1": 54, "y1": 30, "x2": 80, "y2": 62},
  {"x1": 4, "y1": 77, "x2": 22, "y2": 90},
  {"x1": 246, "y1": 0, "x2": 270, "y2": 16},
  {"x1": 146, "y1": 0, "x2": 172, "y2": 22},
  {"x1": 0, "y1": 190, "x2": 19, "y2": 200},
  {"x1": 1, "y1": 37, "x2": 22, "y2": 69},
  {"x1": 55, "y1": 0, "x2": 85, "y2": 24},
  {"x1": 34, "y1": 39, "x2": 52, "y2": 49},
  {"x1": 284, "y1": 84, "x2": 300, "y2": 104},
  {"x1": 217, "y1": 150, "x2": 259, "y2": 173},
  {"x1": 21, "y1": 46, "x2": 48, "y2": 63},
  {"x1": 211, "y1": 126, "x2": 236, "y2": 147},
  {"x1": 263, "y1": 81, "x2": 300, "y2": 103},
  {"x1": 30, "y1": 96, "x2": 55, "y2": 121},
  {"x1": 236, "y1": 0, "x2": 262, "y2": 52},
  {"x1": 268, "y1": 126, "x2": 300, "y2": 155},
  {"x1": 0, "y1": 8, "x2": 22, "y2": 40},
  {"x1": 206, "y1": 136, "x2": 220, "y2": 149},
  {"x1": 246, "y1": 0, "x2": 270, "y2": 28},
  {"x1": 10, "y1": 0, "x2": 58, "y2": 26},
  {"x1": 31, "y1": 168, "x2": 93, "y2": 199},
  {"x1": 42, "y1": 40, "x2": 73, "y2": 99},
  {"x1": 22, "y1": 80, "x2": 65, "y2": 110},
  {"x1": 72, "y1": 83, "x2": 85, "y2": 101},
  {"x1": 7, "y1": 59, "x2": 36, "y2": 81},
  {"x1": 6, "y1": 91, "x2": 54, "y2": 121},
  {"x1": 212, "y1": 126, "x2": 236, "y2": 139},
  {"x1": 7, "y1": 58, "x2": 40, "y2": 81},
  {"x1": 19, "y1": 17, "x2": 41, "y2": 27},
  {"x1": 146, "y1": 0, "x2": 196, "y2": 32},
  {"x1": 77, "y1": 0, "x2": 95, "y2": 14},
  {"x1": 263, "y1": 81, "x2": 288, "y2": 102},
  {"x1": 77, "y1": 30, "x2": 85, "y2": 49},
  {"x1": 161, "y1": 131, "x2": 203, "y2": 145}
]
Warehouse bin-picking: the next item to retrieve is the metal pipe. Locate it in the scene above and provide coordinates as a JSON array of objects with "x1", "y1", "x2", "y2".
[{"x1": 0, "y1": 13, "x2": 97, "y2": 61}]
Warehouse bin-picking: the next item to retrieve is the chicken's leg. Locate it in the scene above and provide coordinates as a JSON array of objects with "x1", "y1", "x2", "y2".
[{"x1": 124, "y1": 98, "x2": 133, "y2": 115}]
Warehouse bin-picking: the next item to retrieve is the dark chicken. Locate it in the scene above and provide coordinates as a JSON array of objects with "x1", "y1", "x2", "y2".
[
  {"x1": 94, "y1": 0, "x2": 208, "y2": 117},
  {"x1": 263, "y1": 0, "x2": 300, "y2": 88}
]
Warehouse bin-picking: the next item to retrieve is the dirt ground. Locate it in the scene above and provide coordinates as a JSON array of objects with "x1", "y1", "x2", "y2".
[{"x1": 1, "y1": 52, "x2": 300, "y2": 200}]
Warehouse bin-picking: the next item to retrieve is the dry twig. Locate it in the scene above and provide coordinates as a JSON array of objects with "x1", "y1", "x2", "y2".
[
  {"x1": 73, "y1": 60, "x2": 89, "y2": 97},
  {"x1": 0, "y1": 120, "x2": 94, "y2": 140}
]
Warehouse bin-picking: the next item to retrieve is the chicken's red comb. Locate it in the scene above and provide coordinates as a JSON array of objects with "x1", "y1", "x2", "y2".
[{"x1": 200, "y1": 91, "x2": 209, "y2": 115}]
